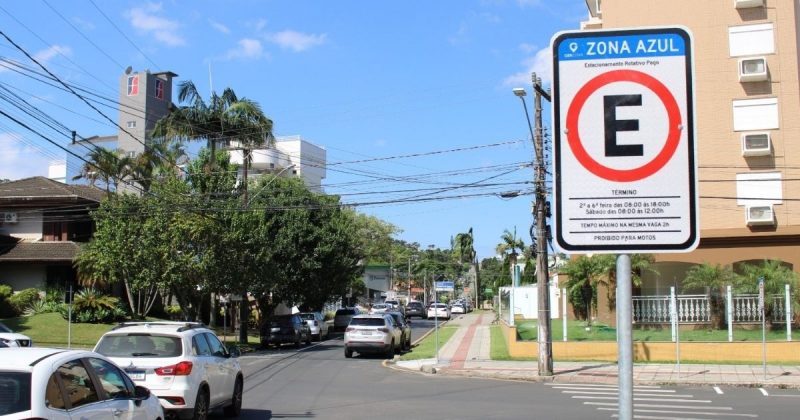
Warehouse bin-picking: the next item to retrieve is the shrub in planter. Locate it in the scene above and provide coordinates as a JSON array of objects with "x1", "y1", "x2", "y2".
[{"x1": 8, "y1": 288, "x2": 41, "y2": 315}]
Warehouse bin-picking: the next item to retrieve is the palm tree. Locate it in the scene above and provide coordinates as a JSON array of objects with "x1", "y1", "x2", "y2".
[
  {"x1": 496, "y1": 228, "x2": 525, "y2": 276},
  {"x1": 734, "y1": 259, "x2": 799, "y2": 326},
  {"x1": 73, "y1": 147, "x2": 132, "y2": 196},
  {"x1": 682, "y1": 262, "x2": 735, "y2": 329},
  {"x1": 153, "y1": 81, "x2": 273, "y2": 344},
  {"x1": 455, "y1": 228, "x2": 479, "y2": 304},
  {"x1": 561, "y1": 255, "x2": 607, "y2": 326},
  {"x1": 129, "y1": 138, "x2": 188, "y2": 192}
]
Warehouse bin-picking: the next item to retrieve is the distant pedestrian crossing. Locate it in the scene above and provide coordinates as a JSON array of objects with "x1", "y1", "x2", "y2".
[{"x1": 545, "y1": 383, "x2": 759, "y2": 419}]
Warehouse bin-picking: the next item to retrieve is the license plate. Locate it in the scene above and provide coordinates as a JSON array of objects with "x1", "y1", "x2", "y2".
[
  {"x1": 360, "y1": 330, "x2": 372, "y2": 336},
  {"x1": 126, "y1": 370, "x2": 145, "y2": 381}
]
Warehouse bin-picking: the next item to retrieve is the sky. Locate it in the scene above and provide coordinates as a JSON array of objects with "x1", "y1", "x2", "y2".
[{"x1": 0, "y1": 0, "x2": 589, "y2": 261}]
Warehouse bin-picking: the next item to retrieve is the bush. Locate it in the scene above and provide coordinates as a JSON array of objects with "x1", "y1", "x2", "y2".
[
  {"x1": 8, "y1": 288, "x2": 41, "y2": 315},
  {"x1": 58, "y1": 289, "x2": 125, "y2": 323},
  {"x1": 25, "y1": 300, "x2": 60, "y2": 316},
  {"x1": 0, "y1": 284, "x2": 14, "y2": 317}
]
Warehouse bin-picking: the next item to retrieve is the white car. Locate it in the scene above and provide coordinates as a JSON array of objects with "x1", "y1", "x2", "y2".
[
  {"x1": 450, "y1": 302, "x2": 466, "y2": 315},
  {"x1": 344, "y1": 314, "x2": 402, "y2": 359},
  {"x1": 427, "y1": 303, "x2": 451, "y2": 319},
  {"x1": 298, "y1": 312, "x2": 329, "y2": 341},
  {"x1": 0, "y1": 347, "x2": 163, "y2": 419},
  {"x1": 369, "y1": 303, "x2": 390, "y2": 314},
  {"x1": 94, "y1": 321, "x2": 242, "y2": 419},
  {"x1": 0, "y1": 321, "x2": 33, "y2": 347}
]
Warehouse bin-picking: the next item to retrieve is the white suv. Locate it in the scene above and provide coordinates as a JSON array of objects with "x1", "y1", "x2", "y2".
[
  {"x1": 344, "y1": 314, "x2": 402, "y2": 359},
  {"x1": 0, "y1": 320, "x2": 33, "y2": 347},
  {"x1": 94, "y1": 322, "x2": 243, "y2": 419}
]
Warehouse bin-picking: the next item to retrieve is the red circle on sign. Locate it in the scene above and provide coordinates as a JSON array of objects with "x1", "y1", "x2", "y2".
[{"x1": 566, "y1": 69, "x2": 682, "y2": 182}]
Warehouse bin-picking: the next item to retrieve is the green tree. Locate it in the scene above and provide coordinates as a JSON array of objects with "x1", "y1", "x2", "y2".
[
  {"x1": 682, "y1": 263, "x2": 735, "y2": 329},
  {"x1": 734, "y1": 259, "x2": 800, "y2": 325},
  {"x1": 73, "y1": 147, "x2": 132, "y2": 196}
]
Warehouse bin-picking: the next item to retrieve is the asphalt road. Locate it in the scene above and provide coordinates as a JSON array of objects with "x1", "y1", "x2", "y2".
[{"x1": 222, "y1": 321, "x2": 800, "y2": 420}]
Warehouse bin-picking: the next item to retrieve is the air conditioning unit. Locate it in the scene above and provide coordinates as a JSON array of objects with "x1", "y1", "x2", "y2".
[
  {"x1": 734, "y1": 0, "x2": 764, "y2": 8},
  {"x1": 746, "y1": 204, "x2": 774, "y2": 226},
  {"x1": 738, "y1": 57, "x2": 768, "y2": 82},
  {"x1": 741, "y1": 132, "x2": 771, "y2": 156},
  {"x1": 3, "y1": 212, "x2": 17, "y2": 223}
]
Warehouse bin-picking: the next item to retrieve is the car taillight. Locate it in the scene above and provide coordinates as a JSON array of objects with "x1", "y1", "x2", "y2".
[
  {"x1": 155, "y1": 361, "x2": 193, "y2": 376},
  {"x1": 378, "y1": 328, "x2": 389, "y2": 333},
  {"x1": 314, "y1": 320, "x2": 319, "y2": 326},
  {"x1": 161, "y1": 396, "x2": 186, "y2": 405}
]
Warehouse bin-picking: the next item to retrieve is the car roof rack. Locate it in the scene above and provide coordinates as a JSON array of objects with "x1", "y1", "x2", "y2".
[{"x1": 112, "y1": 321, "x2": 207, "y2": 332}]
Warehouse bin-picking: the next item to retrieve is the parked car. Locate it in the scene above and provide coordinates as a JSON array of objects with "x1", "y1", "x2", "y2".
[
  {"x1": 450, "y1": 302, "x2": 466, "y2": 315},
  {"x1": 94, "y1": 321, "x2": 243, "y2": 419},
  {"x1": 333, "y1": 307, "x2": 362, "y2": 332},
  {"x1": 260, "y1": 314, "x2": 312, "y2": 348},
  {"x1": 369, "y1": 303, "x2": 390, "y2": 314},
  {"x1": 0, "y1": 321, "x2": 33, "y2": 347},
  {"x1": 344, "y1": 314, "x2": 402, "y2": 358},
  {"x1": 384, "y1": 300, "x2": 405, "y2": 316},
  {"x1": 385, "y1": 311, "x2": 412, "y2": 351},
  {"x1": 0, "y1": 347, "x2": 164, "y2": 420},
  {"x1": 405, "y1": 301, "x2": 426, "y2": 319},
  {"x1": 299, "y1": 311, "x2": 329, "y2": 341},
  {"x1": 427, "y1": 303, "x2": 451, "y2": 319}
]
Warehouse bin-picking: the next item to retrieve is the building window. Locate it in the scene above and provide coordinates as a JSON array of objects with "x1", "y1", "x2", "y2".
[
  {"x1": 127, "y1": 75, "x2": 139, "y2": 96},
  {"x1": 736, "y1": 172, "x2": 782, "y2": 206},
  {"x1": 732, "y1": 98, "x2": 778, "y2": 131},
  {"x1": 155, "y1": 79, "x2": 164, "y2": 100},
  {"x1": 729, "y1": 23, "x2": 774, "y2": 57},
  {"x1": 126, "y1": 121, "x2": 136, "y2": 128}
]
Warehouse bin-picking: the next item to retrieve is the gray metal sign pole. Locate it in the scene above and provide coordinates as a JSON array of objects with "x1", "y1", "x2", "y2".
[{"x1": 617, "y1": 254, "x2": 633, "y2": 420}]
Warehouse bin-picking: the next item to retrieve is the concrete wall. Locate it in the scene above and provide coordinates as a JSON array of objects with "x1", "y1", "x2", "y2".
[{"x1": 0, "y1": 265, "x2": 46, "y2": 291}]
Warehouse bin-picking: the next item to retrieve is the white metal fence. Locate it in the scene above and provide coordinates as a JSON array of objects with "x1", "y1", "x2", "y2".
[{"x1": 633, "y1": 292, "x2": 790, "y2": 324}]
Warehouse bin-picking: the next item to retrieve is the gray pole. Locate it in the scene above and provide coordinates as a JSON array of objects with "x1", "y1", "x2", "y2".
[
  {"x1": 532, "y1": 73, "x2": 553, "y2": 377},
  {"x1": 617, "y1": 254, "x2": 633, "y2": 420}
]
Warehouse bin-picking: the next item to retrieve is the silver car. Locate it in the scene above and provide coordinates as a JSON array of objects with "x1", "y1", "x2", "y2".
[
  {"x1": 333, "y1": 307, "x2": 361, "y2": 332},
  {"x1": 344, "y1": 314, "x2": 402, "y2": 358},
  {"x1": 299, "y1": 311, "x2": 329, "y2": 341}
]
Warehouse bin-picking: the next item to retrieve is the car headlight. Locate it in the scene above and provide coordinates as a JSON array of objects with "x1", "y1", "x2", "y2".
[{"x1": 0, "y1": 338, "x2": 9, "y2": 344}]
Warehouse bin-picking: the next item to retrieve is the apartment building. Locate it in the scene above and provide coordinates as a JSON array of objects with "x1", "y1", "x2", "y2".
[{"x1": 582, "y1": 0, "x2": 800, "y2": 293}]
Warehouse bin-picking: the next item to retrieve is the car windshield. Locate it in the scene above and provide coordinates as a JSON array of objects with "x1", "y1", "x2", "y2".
[
  {"x1": 0, "y1": 372, "x2": 31, "y2": 415},
  {"x1": 96, "y1": 334, "x2": 183, "y2": 357},
  {"x1": 336, "y1": 309, "x2": 355, "y2": 316},
  {"x1": 0, "y1": 322, "x2": 12, "y2": 333},
  {"x1": 270, "y1": 316, "x2": 295, "y2": 326},
  {"x1": 349, "y1": 318, "x2": 385, "y2": 326},
  {"x1": 432, "y1": 304, "x2": 446, "y2": 308},
  {"x1": 408, "y1": 303, "x2": 422, "y2": 308},
  {"x1": 298, "y1": 313, "x2": 315, "y2": 320}
]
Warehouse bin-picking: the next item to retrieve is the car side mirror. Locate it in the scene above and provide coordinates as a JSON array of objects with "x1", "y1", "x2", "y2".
[
  {"x1": 133, "y1": 385, "x2": 150, "y2": 405},
  {"x1": 228, "y1": 346, "x2": 241, "y2": 358}
]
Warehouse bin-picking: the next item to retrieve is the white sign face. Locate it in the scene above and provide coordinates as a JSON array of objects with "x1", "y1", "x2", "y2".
[{"x1": 551, "y1": 27, "x2": 698, "y2": 253}]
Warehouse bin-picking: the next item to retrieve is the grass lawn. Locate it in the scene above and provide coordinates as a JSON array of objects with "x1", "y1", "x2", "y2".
[
  {"x1": 398, "y1": 326, "x2": 458, "y2": 361},
  {"x1": 516, "y1": 319, "x2": 796, "y2": 342},
  {"x1": 1, "y1": 313, "x2": 260, "y2": 350},
  {"x1": 490, "y1": 325, "x2": 536, "y2": 361}
]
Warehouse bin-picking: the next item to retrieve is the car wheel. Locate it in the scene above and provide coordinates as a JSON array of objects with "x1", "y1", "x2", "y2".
[
  {"x1": 223, "y1": 376, "x2": 243, "y2": 417},
  {"x1": 386, "y1": 339, "x2": 395, "y2": 358},
  {"x1": 313, "y1": 333, "x2": 321, "y2": 341},
  {"x1": 306, "y1": 333, "x2": 312, "y2": 346},
  {"x1": 344, "y1": 347, "x2": 353, "y2": 358},
  {"x1": 295, "y1": 334, "x2": 301, "y2": 348},
  {"x1": 192, "y1": 387, "x2": 209, "y2": 420}
]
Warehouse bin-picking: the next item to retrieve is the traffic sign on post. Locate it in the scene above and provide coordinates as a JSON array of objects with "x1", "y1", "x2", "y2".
[{"x1": 552, "y1": 27, "x2": 698, "y2": 253}]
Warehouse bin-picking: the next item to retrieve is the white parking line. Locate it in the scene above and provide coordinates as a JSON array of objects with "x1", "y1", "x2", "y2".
[
  {"x1": 612, "y1": 415, "x2": 728, "y2": 420},
  {"x1": 573, "y1": 396, "x2": 713, "y2": 403},
  {"x1": 759, "y1": 388, "x2": 769, "y2": 396},
  {"x1": 713, "y1": 386, "x2": 723, "y2": 395},
  {"x1": 546, "y1": 383, "x2": 662, "y2": 389},
  {"x1": 584, "y1": 402, "x2": 733, "y2": 410},
  {"x1": 554, "y1": 386, "x2": 677, "y2": 393},
  {"x1": 598, "y1": 407, "x2": 758, "y2": 417},
  {"x1": 563, "y1": 391, "x2": 694, "y2": 398}
]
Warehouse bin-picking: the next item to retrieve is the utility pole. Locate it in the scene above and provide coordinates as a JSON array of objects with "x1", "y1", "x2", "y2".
[{"x1": 513, "y1": 73, "x2": 553, "y2": 376}]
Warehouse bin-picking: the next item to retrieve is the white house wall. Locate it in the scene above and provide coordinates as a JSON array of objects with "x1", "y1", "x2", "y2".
[{"x1": 0, "y1": 211, "x2": 42, "y2": 241}]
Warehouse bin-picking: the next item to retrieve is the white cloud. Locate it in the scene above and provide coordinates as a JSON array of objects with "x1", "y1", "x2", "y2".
[
  {"x1": 209, "y1": 19, "x2": 230, "y2": 34},
  {"x1": 0, "y1": 133, "x2": 51, "y2": 180},
  {"x1": 267, "y1": 30, "x2": 327, "y2": 52},
  {"x1": 224, "y1": 38, "x2": 265, "y2": 60},
  {"x1": 503, "y1": 47, "x2": 552, "y2": 87},
  {"x1": 33, "y1": 45, "x2": 72, "y2": 63},
  {"x1": 126, "y1": 3, "x2": 186, "y2": 47},
  {"x1": 519, "y1": 43, "x2": 537, "y2": 54}
]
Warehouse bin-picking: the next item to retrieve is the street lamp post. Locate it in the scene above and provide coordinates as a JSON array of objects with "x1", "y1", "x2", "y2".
[{"x1": 513, "y1": 73, "x2": 554, "y2": 377}]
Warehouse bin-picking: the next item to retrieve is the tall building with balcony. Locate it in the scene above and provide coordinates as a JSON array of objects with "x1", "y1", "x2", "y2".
[
  {"x1": 228, "y1": 135, "x2": 327, "y2": 193},
  {"x1": 581, "y1": 0, "x2": 800, "y2": 291}
]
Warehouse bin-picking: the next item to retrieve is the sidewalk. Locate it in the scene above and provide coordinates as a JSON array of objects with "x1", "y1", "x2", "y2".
[{"x1": 391, "y1": 312, "x2": 800, "y2": 388}]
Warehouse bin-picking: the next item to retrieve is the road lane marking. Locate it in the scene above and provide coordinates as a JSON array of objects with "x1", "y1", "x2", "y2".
[
  {"x1": 598, "y1": 407, "x2": 757, "y2": 417},
  {"x1": 713, "y1": 386, "x2": 723, "y2": 395},
  {"x1": 547, "y1": 383, "x2": 661, "y2": 389},
  {"x1": 563, "y1": 391, "x2": 693, "y2": 398},
  {"x1": 572, "y1": 396, "x2": 712, "y2": 403},
  {"x1": 554, "y1": 386, "x2": 677, "y2": 393},
  {"x1": 759, "y1": 388, "x2": 768, "y2": 396},
  {"x1": 584, "y1": 402, "x2": 733, "y2": 410}
]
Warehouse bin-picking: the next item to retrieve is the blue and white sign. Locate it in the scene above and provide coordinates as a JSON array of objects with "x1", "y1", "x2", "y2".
[
  {"x1": 434, "y1": 281, "x2": 454, "y2": 292},
  {"x1": 551, "y1": 27, "x2": 698, "y2": 253}
]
